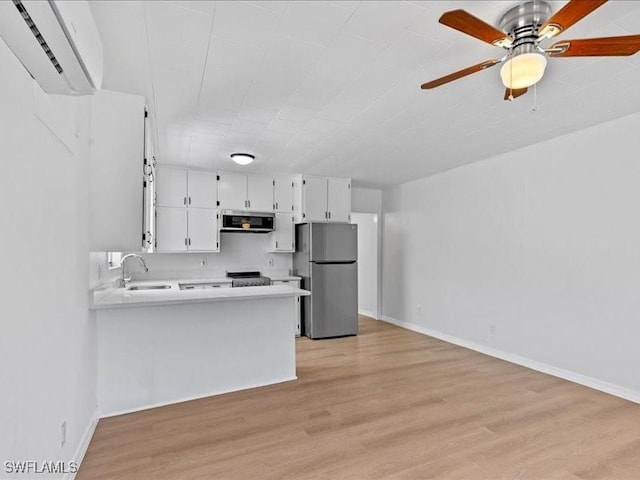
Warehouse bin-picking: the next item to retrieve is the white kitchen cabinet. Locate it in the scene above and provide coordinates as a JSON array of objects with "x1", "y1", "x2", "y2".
[
  {"x1": 188, "y1": 170, "x2": 217, "y2": 209},
  {"x1": 274, "y1": 176, "x2": 294, "y2": 212},
  {"x1": 156, "y1": 207, "x2": 188, "y2": 252},
  {"x1": 270, "y1": 213, "x2": 295, "y2": 252},
  {"x1": 188, "y1": 209, "x2": 219, "y2": 251},
  {"x1": 272, "y1": 279, "x2": 301, "y2": 336},
  {"x1": 247, "y1": 175, "x2": 273, "y2": 211},
  {"x1": 327, "y1": 177, "x2": 351, "y2": 222},
  {"x1": 89, "y1": 89, "x2": 146, "y2": 252},
  {"x1": 301, "y1": 176, "x2": 329, "y2": 222},
  {"x1": 218, "y1": 172, "x2": 247, "y2": 210},
  {"x1": 156, "y1": 167, "x2": 188, "y2": 208},
  {"x1": 218, "y1": 172, "x2": 274, "y2": 212},
  {"x1": 295, "y1": 175, "x2": 351, "y2": 223},
  {"x1": 156, "y1": 207, "x2": 219, "y2": 252}
]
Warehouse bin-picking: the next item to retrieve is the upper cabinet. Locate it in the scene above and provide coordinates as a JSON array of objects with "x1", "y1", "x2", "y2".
[
  {"x1": 154, "y1": 166, "x2": 219, "y2": 253},
  {"x1": 294, "y1": 175, "x2": 351, "y2": 223},
  {"x1": 188, "y1": 170, "x2": 217, "y2": 208},
  {"x1": 274, "y1": 176, "x2": 294, "y2": 213},
  {"x1": 156, "y1": 168, "x2": 217, "y2": 209},
  {"x1": 218, "y1": 172, "x2": 273, "y2": 212},
  {"x1": 89, "y1": 89, "x2": 146, "y2": 252},
  {"x1": 156, "y1": 167, "x2": 187, "y2": 207}
]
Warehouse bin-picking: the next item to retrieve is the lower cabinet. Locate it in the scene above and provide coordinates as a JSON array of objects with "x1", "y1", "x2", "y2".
[
  {"x1": 272, "y1": 279, "x2": 301, "y2": 336},
  {"x1": 155, "y1": 207, "x2": 219, "y2": 252},
  {"x1": 270, "y1": 212, "x2": 295, "y2": 252}
]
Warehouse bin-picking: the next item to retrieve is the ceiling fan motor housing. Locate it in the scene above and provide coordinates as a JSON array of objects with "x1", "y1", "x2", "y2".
[{"x1": 499, "y1": 0, "x2": 552, "y2": 50}]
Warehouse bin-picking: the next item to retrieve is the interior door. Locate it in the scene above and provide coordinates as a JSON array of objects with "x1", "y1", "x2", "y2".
[
  {"x1": 247, "y1": 175, "x2": 274, "y2": 211},
  {"x1": 188, "y1": 170, "x2": 217, "y2": 209},
  {"x1": 302, "y1": 176, "x2": 327, "y2": 222},
  {"x1": 155, "y1": 207, "x2": 187, "y2": 252},
  {"x1": 156, "y1": 167, "x2": 187, "y2": 208},
  {"x1": 188, "y1": 209, "x2": 218, "y2": 251},
  {"x1": 327, "y1": 177, "x2": 351, "y2": 222},
  {"x1": 309, "y1": 262, "x2": 358, "y2": 338},
  {"x1": 218, "y1": 172, "x2": 247, "y2": 210}
]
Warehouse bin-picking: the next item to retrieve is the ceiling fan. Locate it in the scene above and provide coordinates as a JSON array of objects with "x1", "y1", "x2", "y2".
[{"x1": 420, "y1": 0, "x2": 640, "y2": 101}]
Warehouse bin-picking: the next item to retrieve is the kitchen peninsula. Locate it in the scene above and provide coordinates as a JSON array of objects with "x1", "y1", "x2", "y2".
[{"x1": 92, "y1": 282, "x2": 309, "y2": 416}]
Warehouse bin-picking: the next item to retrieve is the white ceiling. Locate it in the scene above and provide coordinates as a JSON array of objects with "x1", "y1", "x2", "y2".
[{"x1": 89, "y1": 1, "x2": 640, "y2": 187}]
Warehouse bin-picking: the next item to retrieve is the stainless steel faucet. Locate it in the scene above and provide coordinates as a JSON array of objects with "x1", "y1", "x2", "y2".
[{"x1": 119, "y1": 254, "x2": 149, "y2": 288}]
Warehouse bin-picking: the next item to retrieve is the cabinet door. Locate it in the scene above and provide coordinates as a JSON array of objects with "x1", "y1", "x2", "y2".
[
  {"x1": 274, "y1": 177, "x2": 293, "y2": 213},
  {"x1": 302, "y1": 176, "x2": 328, "y2": 222},
  {"x1": 218, "y1": 172, "x2": 247, "y2": 210},
  {"x1": 327, "y1": 177, "x2": 351, "y2": 223},
  {"x1": 188, "y1": 208, "x2": 218, "y2": 251},
  {"x1": 156, "y1": 167, "x2": 188, "y2": 207},
  {"x1": 188, "y1": 170, "x2": 217, "y2": 209},
  {"x1": 247, "y1": 175, "x2": 274, "y2": 212},
  {"x1": 156, "y1": 207, "x2": 187, "y2": 252},
  {"x1": 272, "y1": 212, "x2": 294, "y2": 252}
]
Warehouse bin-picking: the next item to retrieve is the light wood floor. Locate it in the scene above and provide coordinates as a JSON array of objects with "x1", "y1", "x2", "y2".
[{"x1": 78, "y1": 317, "x2": 640, "y2": 480}]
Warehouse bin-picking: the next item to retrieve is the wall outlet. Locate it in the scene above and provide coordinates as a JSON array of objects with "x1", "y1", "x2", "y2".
[
  {"x1": 60, "y1": 421, "x2": 66, "y2": 448},
  {"x1": 267, "y1": 258, "x2": 274, "y2": 267},
  {"x1": 490, "y1": 324, "x2": 497, "y2": 336},
  {"x1": 417, "y1": 304, "x2": 422, "y2": 316},
  {"x1": 200, "y1": 259, "x2": 207, "y2": 268}
]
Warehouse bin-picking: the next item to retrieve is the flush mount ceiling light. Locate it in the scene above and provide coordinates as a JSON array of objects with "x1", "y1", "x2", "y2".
[{"x1": 230, "y1": 153, "x2": 255, "y2": 165}]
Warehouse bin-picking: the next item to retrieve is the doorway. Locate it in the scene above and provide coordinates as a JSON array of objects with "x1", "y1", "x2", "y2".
[{"x1": 351, "y1": 212, "x2": 379, "y2": 319}]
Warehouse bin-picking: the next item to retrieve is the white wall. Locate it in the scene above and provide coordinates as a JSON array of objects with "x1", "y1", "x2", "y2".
[
  {"x1": 352, "y1": 187, "x2": 382, "y2": 213},
  {"x1": 0, "y1": 38, "x2": 96, "y2": 477},
  {"x1": 382, "y1": 111, "x2": 640, "y2": 399},
  {"x1": 352, "y1": 213, "x2": 378, "y2": 318}
]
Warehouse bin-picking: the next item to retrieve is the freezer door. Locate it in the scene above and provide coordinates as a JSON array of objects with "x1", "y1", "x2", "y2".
[
  {"x1": 310, "y1": 222, "x2": 358, "y2": 262},
  {"x1": 307, "y1": 262, "x2": 358, "y2": 338}
]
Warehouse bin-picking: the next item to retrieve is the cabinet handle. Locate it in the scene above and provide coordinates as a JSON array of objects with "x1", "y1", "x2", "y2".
[
  {"x1": 188, "y1": 196, "x2": 191, "y2": 205},
  {"x1": 183, "y1": 197, "x2": 187, "y2": 205},
  {"x1": 276, "y1": 240, "x2": 278, "y2": 248},
  {"x1": 188, "y1": 238, "x2": 191, "y2": 246},
  {"x1": 184, "y1": 238, "x2": 188, "y2": 246},
  {"x1": 328, "y1": 211, "x2": 331, "y2": 219},
  {"x1": 276, "y1": 202, "x2": 279, "y2": 210},
  {"x1": 248, "y1": 200, "x2": 251, "y2": 208}
]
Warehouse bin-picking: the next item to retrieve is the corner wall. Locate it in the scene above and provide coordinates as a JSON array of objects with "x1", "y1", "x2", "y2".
[
  {"x1": 0, "y1": 38, "x2": 97, "y2": 477},
  {"x1": 382, "y1": 111, "x2": 640, "y2": 399}
]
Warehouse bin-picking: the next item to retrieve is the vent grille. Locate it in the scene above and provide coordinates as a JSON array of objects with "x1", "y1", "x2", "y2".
[{"x1": 13, "y1": 0, "x2": 64, "y2": 74}]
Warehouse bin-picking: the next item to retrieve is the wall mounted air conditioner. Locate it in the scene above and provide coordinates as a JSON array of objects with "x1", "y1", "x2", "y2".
[{"x1": 0, "y1": 0, "x2": 103, "y2": 95}]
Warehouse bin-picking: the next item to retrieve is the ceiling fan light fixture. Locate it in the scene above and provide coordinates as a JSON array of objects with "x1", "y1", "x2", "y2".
[
  {"x1": 500, "y1": 52, "x2": 548, "y2": 89},
  {"x1": 230, "y1": 153, "x2": 255, "y2": 165}
]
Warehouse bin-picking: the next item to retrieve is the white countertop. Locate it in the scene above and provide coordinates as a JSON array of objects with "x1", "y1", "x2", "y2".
[{"x1": 91, "y1": 280, "x2": 309, "y2": 310}]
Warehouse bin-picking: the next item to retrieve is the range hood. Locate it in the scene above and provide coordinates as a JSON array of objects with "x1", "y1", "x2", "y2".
[{"x1": 220, "y1": 210, "x2": 275, "y2": 233}]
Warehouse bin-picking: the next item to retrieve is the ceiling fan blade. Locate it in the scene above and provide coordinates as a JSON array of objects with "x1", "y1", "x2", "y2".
[
  {"x1": 421, "y1": 59, "x2": 501, "y2": 90},
  {"x1": 548, "y1": 35, "x2": 640, "y2": 57},
  {"x1": 503, "y1": 87, "x2": 528, "y2": 101},
  {"x1": 439, "y1": 10, "x2": 513, "y2": 47},
  {"x1": 539, "y1": 0, "x2": 608, "y2": 39}
]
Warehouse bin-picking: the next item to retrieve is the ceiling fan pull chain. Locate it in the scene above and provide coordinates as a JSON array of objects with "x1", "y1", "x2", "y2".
[
  {"x1": 532, "y1": 83, "x2": 539, "y2": 112},
  {"x1": 508, "y1": 55, "x2": 514, "y2": 101}
]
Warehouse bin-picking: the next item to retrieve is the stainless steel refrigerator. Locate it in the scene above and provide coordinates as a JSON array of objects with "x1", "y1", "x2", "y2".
[{"x1": 293, "y1": 222, "x2": 358, "y2": 339}]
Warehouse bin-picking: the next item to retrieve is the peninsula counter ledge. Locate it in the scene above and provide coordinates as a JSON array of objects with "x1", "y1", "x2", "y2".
[{"x1": 92, "y1": 283, "x2": 310, "y2": 416}]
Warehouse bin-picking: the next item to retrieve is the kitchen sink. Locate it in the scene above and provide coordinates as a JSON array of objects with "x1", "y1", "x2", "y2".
[{"x1": 125, "y1": 284, "x2": 171, "y2": 291}]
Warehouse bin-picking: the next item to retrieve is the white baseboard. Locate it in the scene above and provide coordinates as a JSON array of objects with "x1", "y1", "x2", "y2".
[
  {"x1": 358, "y1": 309, "x2": 378, "y2": 319},
  {"x1": 63, "y1": 410, "x2": 99, "y2": 480},
  {"x1": 381, "y1": 315, "x2": 640, "y2": 405},
  {"x1": 99, "y1": 376, "x2": 298, "y2": 418}
]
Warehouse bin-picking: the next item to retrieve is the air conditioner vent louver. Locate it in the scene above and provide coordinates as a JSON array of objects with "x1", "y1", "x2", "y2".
[{"x1": 13, "y1": 0, "x2": 63, "y2": 74}]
